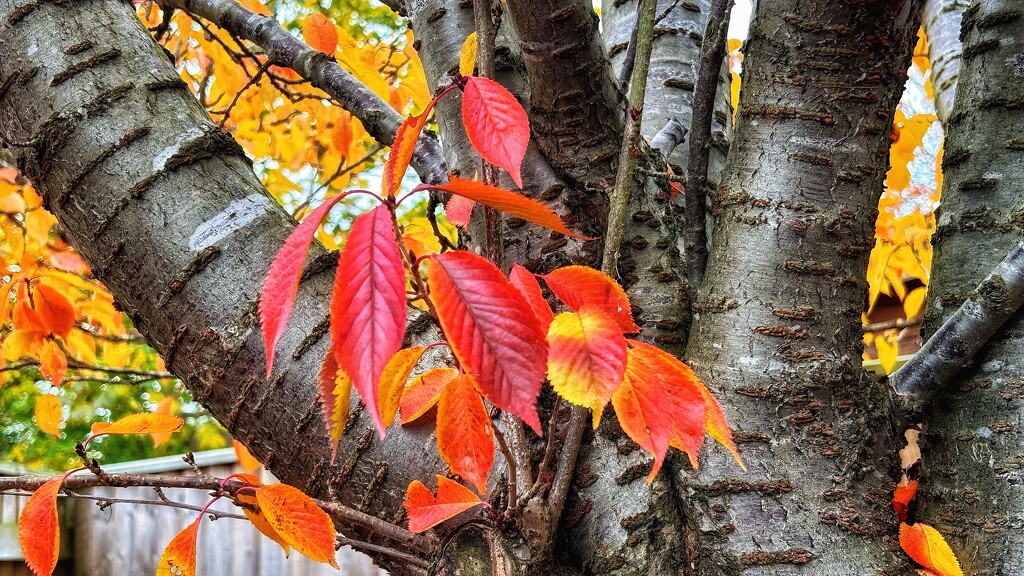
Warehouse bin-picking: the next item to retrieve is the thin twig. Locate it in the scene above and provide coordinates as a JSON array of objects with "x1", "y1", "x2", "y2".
[
  {"x1": 863, "y1": 316, "x2": 922, "y2": 333},
  {"x1": 547, "y1": 0, "x2": 659, "y2": 537},
  {"x1": 214, "y1": 61, "x2": 270, "y2": 128},
  {"x1": 683, "y1": 0, "x2": 732, "y2": 288}
]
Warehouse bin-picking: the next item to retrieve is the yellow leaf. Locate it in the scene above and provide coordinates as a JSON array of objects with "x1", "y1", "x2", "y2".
[
  {"x1": 34, "y1": 394, "x2": 63, "y2": 437},
  {"x1": 255, "y1": 484, "x2": 338, "y2": 567},
  {"x1": 377, "y1": 347, "x2": 428, "y2": 428},
  {"x1": 876, "y1": 333, "x2": 898, "y2": 375},
  {"x1": 899, "y1": 523, "x2": 963, "y2": 576},
  {"x1": 459, "y1": 32, "x2": 478, "y2": 77},
  {"x1": 39, "y1": 339, "x2": 67, "y2": 386},
  {"x1": 90, "y1": 413, "x2": 183, "y2": 437},
  {"x1": 903, "y1": 287, "x2": 927, "y2": 319}
]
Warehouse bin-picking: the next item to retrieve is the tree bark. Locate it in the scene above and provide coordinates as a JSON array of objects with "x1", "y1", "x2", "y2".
[
  {"x1": 919, "y1": 1, "x2": 1024, "y2": 572},
  {"x1": 0, "y1": 2, "x2": 440, "y2": 572},
  {"x1": 680, "y1": 0, "x2": 922, "y2": 573}
]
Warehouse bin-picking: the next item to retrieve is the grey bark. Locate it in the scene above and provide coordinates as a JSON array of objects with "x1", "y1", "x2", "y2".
[
  {"x1": 0, "y1": 3, "x2": 441, "y2": 573},
  {"x1": 919, "y1": 1, "x2": 1024, "y2": 572},
  {"x1": 680, "y1": 0, "x2": 922, "y2": 573},
  {"x1": 922, "y1": 0, "x2": 969, "y2": 125}
]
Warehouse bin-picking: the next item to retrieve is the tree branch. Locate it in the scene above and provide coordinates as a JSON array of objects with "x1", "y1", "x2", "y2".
[
  {"x1": 683, "y1": 0, "x2": 732, "y2": 289},
  {"x1": 0, "y1": 471, "x2": 434, "y2": 553},
  {"x1": 502, "y1": 0, "x2": 623, "y2": 188},
  {"x1": 892, "y1": 237, "x2": 1024, "y2": 398},
  {"x1": 157, "y1": 0, "x2": 448, "y2": 185}
]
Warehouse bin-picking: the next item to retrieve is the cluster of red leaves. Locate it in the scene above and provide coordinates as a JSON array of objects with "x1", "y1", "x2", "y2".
[{"x1": 259, "y1": 57, "x2": 741, "y2": 535}]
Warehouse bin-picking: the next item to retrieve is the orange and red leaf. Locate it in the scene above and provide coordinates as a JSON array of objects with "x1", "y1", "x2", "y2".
[
  {"x1": 155, "y1": 519, "x2": 200, "y2": 576},
  {"x1": 90, "y1": 413, "x2": 183, "y2": 437},
  {"x1": 384, "y1": 99, "x2": 438, "y2": 198},
  {"x1": 509, "y1": 263, "x2": 553, "y2": 329},
  {"x1": 330, "y1": 205, "x2": 407, "y2": 437},
  {"x1": 301, "y1": 13, "x2": 338, "y2": 54},
  {"x1": 461, "y1": 77, "x2": 529, "y2": 187},
  {"x1": 893, "y1": 479, "x2": 918, "y2": 523},
  {"x1": 899, "y1": 523, "x2": 963, "y2": 576},
  {"x1": 400, "y1": 367, "x2": 458, "y2": 424},
  {"x1": 317, "y1": 350, "x2": 351, "y2": 459},
  {"x1": 426, "y1": 251, "x2": 547, "y2": 433},
  {"x1": 437, "y1": 375, "x2": 494, "y2": 494},
  {"x1": 404, "y1": 475, "x2": 484, "y2": 533}
]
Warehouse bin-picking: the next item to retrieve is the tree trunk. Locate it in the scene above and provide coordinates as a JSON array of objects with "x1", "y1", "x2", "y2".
[
  {"x1": 919, "y1": 1, "x2": 1024, "y2": 572},
  {"x1": 679, "y1": 0, "x2": 922, "y2": 573},
  {"x1": 922, "y1": 0, "x2": 969, "y2": 124},
  {"x1": 0, "y1": 2, "x2": 440, "y2": 572}
]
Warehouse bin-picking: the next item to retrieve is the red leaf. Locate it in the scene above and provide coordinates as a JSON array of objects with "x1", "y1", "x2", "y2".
[
  {"x1": 330, "y1": 205, "x2": 407, "y2": 437},
  {"x1": 509, "y1": 263, "x2": 554, "y2": 329},
  {"x1": 445, "y1": 194, "x2": 475, "y2": 228},
  {"x1": 260, "y1": 194, "x2": 347, "y2": 377},
  {"x1": 18, "y1": 477, "x2": 62, "y2": 576},
  {"x1": 426, "y1": 251, "x2": 547, "y2": 432},
  {"x1": 612, "y1": 349, "x2": 673, "y2": 482},
  {"x1": 436, "y1": 375, "x2": 494, "y2": 494},
  {"x1": 546, "y1": 306, "x2": 626, "y2": 426},
  {"x1": 421, "y1": 176, "x2": 587, "y2": 239},
  {"x1": 542, "y1": 266, "x2": 640, "y2": 333},
  {"x1": 400, "y1": 367, "x2": 457, "y2": 424},
  {"x1": 404, "y1": 475, "x2": 484, "y2": 532},
  {"x1": 384, "y1": 99, "x2": 438, "y2": 198},
  {"x1": 156, "y1": 519, "x2": 199, "y2": 576},
  {"x1": 461, "y1": 76, "x2": 529, "y2": 187}
]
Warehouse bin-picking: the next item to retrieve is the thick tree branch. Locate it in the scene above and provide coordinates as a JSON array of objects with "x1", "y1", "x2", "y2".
[
  {"x1": 922, "y1": 0, "x2": 968, "y2": 125},
  {"x1": 157, "y1": 0, "x2": 448, "y2": 185},
  {"x1": 547, "y1": 0, "x2": 657, "y2": 538},
  {"x1": 503, "y1": 0, "x2": 623, "y2": 188},
  {"x1": 892, "y1": 237, "x2": 1024, "y2": 398},
  {"x1": 683, "y1": 0, "x2": 731, "y2": 288}
]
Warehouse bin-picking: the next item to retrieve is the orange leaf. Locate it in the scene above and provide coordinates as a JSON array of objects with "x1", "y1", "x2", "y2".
[
  {"x1": 316, "y1": 351, "x2": 351, "y2": 460},
  {"x1": 38, "y1": 340, "x2": 66, "y2": 387},
  {"x1": 377, "y1": 346, "x2": 428, "y2": 429},
  {"x1": 508, "y1": 263, "x2": 553, "y2": 330},
  {"x1": 234, "y1": 440, "x2": 262, "y2": 472},
  {"x1": 436, "y1": 375, "x2": 494, "y2": 494},
  {"x1": 893, "y1": 479, "x2": 918, "y2": 522},
  {"x1": 421, "y1": 176, "x2": 586, "y2": 239},
  {"x1": 255, "y1": 484, "x2": 338, "y2": 568},
  {"x1": 150, "y1": 396, "x2": 175, "y2": 447},
  {"x1": 427, "y1": 251, "x2": 547, "y2": 433},
  {"x1": 899, "y1": 523, "x2": 963, "y2": 576},
  {"x1": 90, "y1": 413, "x2": 183, "y2": 437},
  {"x1": 461, "y1": 76, "x2": 529, "y2": 187},
  {"x1": 234, "y1": 475, "x2": 291, "y2": 557},
  {"x1": 400, "y1": 367, "x2": 457, "y2": 424},
  {"x1": 18, "y1": 477, "x2": 62, "y2": 576},
  {"x1": 155, "y1": 519, "x2": 199, "y2": 576},
  {"x1": 546, "y1": 307, "x2": 626, "y2": 427},
  {"x1": 34, "y1": 394, "x2": 62, "y2": 437},
  {"x1": 542, "y1": 266, "x2": 639, "y2": 333},
  {"x1": 301, "y1": 13, "x2": 338, "y2": 54},
  {"x1": 404, "y1": 475, "x2": 484, "y2": 532},
  {"x1": 32, "y1": 285, "x2": 75, "y2": 339},
  {"x1": 384, "y1": 100, "x2": 438, "y2": 198}
]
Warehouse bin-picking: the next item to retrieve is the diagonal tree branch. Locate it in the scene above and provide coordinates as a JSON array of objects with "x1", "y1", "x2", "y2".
[
  {"x1": 157, "y1": 0, "x2": 448, "y2": 185},
  {"x1": 892, "y1": 237, "x2": 1024, "y2": 399}
]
